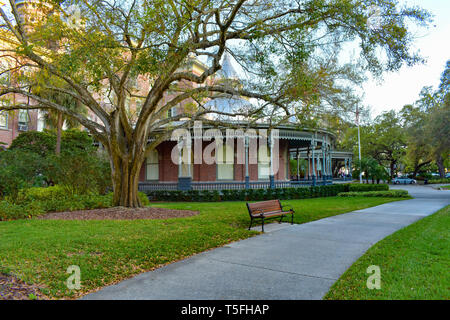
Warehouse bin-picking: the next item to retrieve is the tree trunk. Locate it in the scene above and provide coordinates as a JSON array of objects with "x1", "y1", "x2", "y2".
[
  {"x1": 55, "y1": 111, "x2": 63, "y2": 155},
  {"x1": 413, "y1": 160, "x2": 431, "y2": 178},
  {"x1": 436, "y1": 153, "x2": 445, "y2": 178},
  {"x1": 390, "y1": 162, "x2": 395, "y2": 179},
  {"x1": 110, "y1": 151, "x2": 145, "y2": 208}
]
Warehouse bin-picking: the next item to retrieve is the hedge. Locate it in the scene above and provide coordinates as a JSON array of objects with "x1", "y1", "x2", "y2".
[
  {"x1": 145, "y1": 184, "x2": 351, "y2": 202},
  {"x1": 338, "y1": 190, "x2": 410, "y2": 198},
  {"x1": 348, "y1": 184, "x2": 389, "y2": 192},
  {"x1": 427, "y1": 178, "x2": 450, "y2": 184}
]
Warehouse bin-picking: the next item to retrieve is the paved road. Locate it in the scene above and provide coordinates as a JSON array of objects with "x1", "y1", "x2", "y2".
[{"x1": 83, "y1": 185, "x2": 449, "y2": 300}]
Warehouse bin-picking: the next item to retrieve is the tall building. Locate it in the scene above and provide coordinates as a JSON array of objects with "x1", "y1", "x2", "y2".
[{"x1": 1, "y1": 1, "x2": 59, "y2": 147}]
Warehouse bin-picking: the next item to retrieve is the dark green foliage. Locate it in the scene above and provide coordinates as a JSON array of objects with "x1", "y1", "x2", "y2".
[
  {"x1": 0, "y1": 149, "x2": 47, "y2": 200},
  {"x1": 352, "y1": 157, "x2": 390, "y2": 183},
  {"x1": 349, "y1": 184, "x2": 389, "y2": 192},
  {"x1": 427, "y1": 178, "x2": 450, "y2": 184},
  {"x1": 8, "y1": 129, "x2": 94, "y2": 156},
  {"x1": 60, "y1": 129, "x2": 95, "y2": 151},
  {"x1": 338, "y1": 190, "x2": 410, "y2": 198},
  {"x1": 47, "y1": 149, "x2": 111, "y2": 195},
  {"x1": 145, "y1": 184, "x2": 351, "y2": 202},
  {"x1": 1, "y1": 130, "x2": 111, "y2": 197},
  {"x1": 0, "y1": 201, "x2": 45, "y2": 221},
  {"x1": 8, "y1": 131, "x2": 56, "y2": 157}
]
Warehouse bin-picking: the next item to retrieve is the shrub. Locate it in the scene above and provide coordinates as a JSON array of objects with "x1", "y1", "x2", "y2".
[
  {"x1": 0, "y1": 149, "x2": 47, "y2": 200},
  {"x1": 349, "y1": 184, "x2": 389, "y2": 192},
  {"x1": 48, "y1": 149, "x2": 111, "y2": 195},
  {"x1": 338, "y1": 190, "x2": 410, "y2": 198},
  {"x1": 0, "y1": 200, "x2": 45, "y2": 221},
  {"x1": 4, "y1": 130, "x2": 112, "y2": 198},
  {"x1": 138, "y1": 191, "x2": 150, "y2": 206},
  {"x1": 15, "y1": 185, "x2": 67, "y2": 204},
  {"x1": 8, "y1": 131, "x2": 56, "y2": 157}
]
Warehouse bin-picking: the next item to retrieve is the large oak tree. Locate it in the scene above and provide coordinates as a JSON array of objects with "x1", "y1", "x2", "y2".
[{"x1": 0, "y1": 0, "x2": 430, "y2": 206}]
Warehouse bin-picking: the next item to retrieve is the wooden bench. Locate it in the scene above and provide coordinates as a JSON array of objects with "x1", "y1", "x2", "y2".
[{"x1": 246, "y1": 200, "x2": 295, "y2": 232}]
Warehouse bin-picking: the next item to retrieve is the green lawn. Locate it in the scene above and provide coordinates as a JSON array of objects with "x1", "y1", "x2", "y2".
[
  {"x1": 0, "y1": 196, "x2": 404, "y2": 299},
  {"x1": 325, "y1": 205, "x2": 450, "y2": 300},
  {"x1": 441, "y1": 185, "x2": 450, "y2": 190}
]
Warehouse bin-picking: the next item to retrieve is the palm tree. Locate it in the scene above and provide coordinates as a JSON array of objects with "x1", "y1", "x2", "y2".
[{"x1": 41, "y1": 89, "x2": 87, "y2": 154}]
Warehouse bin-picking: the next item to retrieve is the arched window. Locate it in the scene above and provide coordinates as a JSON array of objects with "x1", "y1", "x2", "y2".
[{"x1": 146, "y1": 149, "x2": 159, "y2": 180}]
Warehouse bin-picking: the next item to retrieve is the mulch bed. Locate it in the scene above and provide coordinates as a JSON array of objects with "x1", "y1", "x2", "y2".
[
  {"x1": 0, "y1": 274, "x2": 47, "y2": 300},
  {"x1": 37, "y1": 206, "x2": 199, "y2": 220}
]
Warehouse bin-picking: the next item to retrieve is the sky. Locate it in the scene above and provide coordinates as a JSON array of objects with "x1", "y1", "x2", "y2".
[{"x1": 362, "y1": 0, "x2": 450, "y2": 117}]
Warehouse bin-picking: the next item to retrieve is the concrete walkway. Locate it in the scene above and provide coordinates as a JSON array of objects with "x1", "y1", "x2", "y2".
[{"x1": 83, "y1": 185, "x2": 449, "y2": 300}]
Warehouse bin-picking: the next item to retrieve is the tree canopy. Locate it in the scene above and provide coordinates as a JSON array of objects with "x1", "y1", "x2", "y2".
[
  {"x1": 0, "y1": 0, "x2": 431, "y2": 206},
  {"x1": 339, "y1": 60, "x2": 450, "y2": 179}
]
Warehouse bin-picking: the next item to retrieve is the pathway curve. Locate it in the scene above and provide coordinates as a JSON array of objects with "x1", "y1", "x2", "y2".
[{"x1": 83, "y1": 185, "x2": 449, "y2": 300}]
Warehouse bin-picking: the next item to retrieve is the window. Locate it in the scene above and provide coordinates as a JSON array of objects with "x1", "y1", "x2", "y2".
[
  {"x1": 258, "y1": 144, "x2": 270, "y2": 180},
  {"x1": 168, "y1": 106, "x2": 177, "y2": 118},
  {"x1": 19, "y1": 110, "x2": 29, "y2": 124},
  {"x1": 18, "y1": 110, "x2": 29, "y2": 131},
  {"x1": 146, "y1": 149, "x2": 159, "y2": 180},
  {"x1": 0, "y1": 111, "x2": 7, "y2": 129},
  {"x1": 217, "y1": 144, "x2": 234, "y2": 180},
  {"x1": 179, "y1": 146, "x2": 193, "y2": 177}
]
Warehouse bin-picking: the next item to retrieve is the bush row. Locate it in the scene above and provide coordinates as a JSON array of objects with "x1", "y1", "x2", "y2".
[
  {"x1": 348, "y1": 184, "x2": 389, "y2": 192},
  {"x1": 338, "y1": 190, "x2": 410, "y2": 198},
  {"x1": 427, "y1": 178, "x2": 450, "y2": 184},
  {"x1": 146, "y1": 184, "x2": 351, "y2": 202}
]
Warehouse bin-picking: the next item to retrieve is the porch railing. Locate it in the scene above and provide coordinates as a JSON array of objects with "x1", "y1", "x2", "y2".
[{"x1": 139, "y1": 179, "x2": 332, "y2": 192}]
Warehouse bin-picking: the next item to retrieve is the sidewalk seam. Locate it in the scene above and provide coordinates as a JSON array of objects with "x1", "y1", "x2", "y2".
[{"x1": 208, "y1": 257, "x2": 339, "y2": 281}]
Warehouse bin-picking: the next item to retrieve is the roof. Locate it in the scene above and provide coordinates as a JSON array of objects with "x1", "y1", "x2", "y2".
[
  {"x1": 203, "y1": 96, "x2": 253, "y2": 115},
  {"x1": 218, "y1": 52, "x2": 239, "y2": 79}
]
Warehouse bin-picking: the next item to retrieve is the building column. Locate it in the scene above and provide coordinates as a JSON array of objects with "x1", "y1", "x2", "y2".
[
  {"x1": 318, "y1": 152, "x2": 323, "y2": 185},
  {"x1": 311, "y1": 138, "x2": 316, "y2": 186},
  {"x1": 349, "y1": 157, "x2": 352, "y2": 180},
  {"x1": 296, "y1": 148, "x2": 300, "y2": 181},
  {"x1": 326, "y1": 146, "x2": 330, "y2": 180},
  {"x1": 322, "y1": 142, "x2": 326, "y2": 185},
  {"x1": 244, "y1": 134, "x2": 249, "y2": 189},
  {"x1": 328, "y1": 147, "x2": 332, "y2": 180},
  {"x1": 177, "y1": 137, "x2": 192, "y2": 191},
  {"x1": 344, "y1": 158, "x2": 348, "y2": 181},
  {"x1": 307, "y1": 146, "x2": 311, "y2": 180},
  {"x1": 327, "y1": 145, "x2": 331, "y2": 180},
  {"x1": 269, "y1": 133, "x2": 275, "y2": 189}
]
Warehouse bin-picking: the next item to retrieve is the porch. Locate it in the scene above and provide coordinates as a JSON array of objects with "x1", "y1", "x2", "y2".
[{"x1": 138, "y1": 123, "x2": 349, "y2": 192}]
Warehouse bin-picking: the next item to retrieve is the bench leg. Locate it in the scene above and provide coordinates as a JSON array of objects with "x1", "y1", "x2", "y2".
[
  {"x1": 279, "y1": 215, "x2": 284, "y2": 224},
  {"x1": 261, "y1": 217, "x2": 264, "y2": 232},
  {"x1": 291, "y1": 212, "x2": 294, "y2": 225},
  {"x1": 248, "y1": 218, "x2": 253, "y2": 230}
]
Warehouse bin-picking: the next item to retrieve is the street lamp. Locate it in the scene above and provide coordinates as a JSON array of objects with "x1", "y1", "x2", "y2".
[{"x1": 356, "y1": 105, "x2": 363, "y2": 184}]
